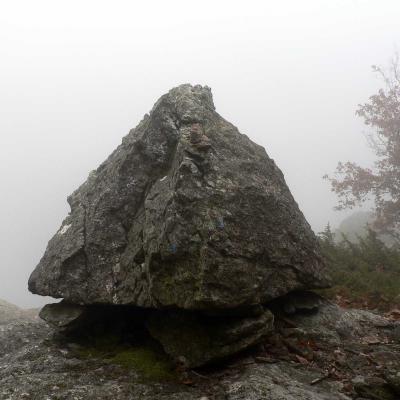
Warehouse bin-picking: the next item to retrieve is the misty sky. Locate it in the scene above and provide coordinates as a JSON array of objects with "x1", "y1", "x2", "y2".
[{"x1": 1, "y1": 0, "x2": 399, "y2": 307}]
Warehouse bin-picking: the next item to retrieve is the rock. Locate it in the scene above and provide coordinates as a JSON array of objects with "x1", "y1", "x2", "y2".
[
  {"x1": 222, "y1": 363, "x2": 351, "y2": 400},
  {"x1": 39, "y1": 301, "x2": 153, "y2": 337},
  {"x1": 2, "y1": 298, "x2": 400, "y2": 399},
  {"x1": 0, "y1": 317, "x2": 199, "y2": 400},
  {"x1": 0, "y1": 312, "x2": 349, "y2": 399},
  {"x1": 352, "y1": 376, "x2": 396, "y2": 400},
  {"x1": 277, "y1": 295, "x2": 397, "y2": 345},
  {"x1": 385, "y1": 371, "x2": 400, "y2": 395},
  {"x1": 29, "y1": 84, "x2": 329, "y2": 310},
  {"x1": 146, "y1": 309, "x2": 274, "y2": 367},
  {"x1": 39, "y1": 301, "x2": 87, "y2": 330},
  {"x1": 0, "y1": 298, "x2": 37, "y2": 325}
]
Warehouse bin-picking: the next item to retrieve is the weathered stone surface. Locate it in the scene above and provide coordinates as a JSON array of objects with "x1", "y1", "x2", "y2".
[
  {"x1": 29, "y1": 84, "x2": 329, "y2": 310},
  {"x1": 282, "y1": 296, "x2": 394, "y2": 345},
  {"x1": 0, "y1": 318, "x2": 199, "y2": 400},
  {"x1": 222, "y1": 363, "x2": 351, "y2": 400},
  {"x1": 39, "y1": 301, "x2": 87, "y2": 330},
  {"x1": 3, "y1": 299, "x2": 400, "y2": 399},
  {"x1": 0, "y1": 298, "x2": 37, "y2": 325},
  {"x1": 146, "y1": 309, "x2": 274, "y2": 367}
]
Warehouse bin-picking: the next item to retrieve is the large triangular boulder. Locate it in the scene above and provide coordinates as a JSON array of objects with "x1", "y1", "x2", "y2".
[{"x1": 29, "y1": 84, "x2": 329, "y2": 310}]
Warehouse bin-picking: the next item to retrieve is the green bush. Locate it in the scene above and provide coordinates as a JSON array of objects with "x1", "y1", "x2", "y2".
[{"x1": 318, "y1": 224, "x2": 400, "y2": 309}]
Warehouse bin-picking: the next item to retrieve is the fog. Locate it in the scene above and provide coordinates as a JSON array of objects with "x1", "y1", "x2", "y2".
[{"x1": 1, "y1": 0, "x2": 399, "y2": 308}]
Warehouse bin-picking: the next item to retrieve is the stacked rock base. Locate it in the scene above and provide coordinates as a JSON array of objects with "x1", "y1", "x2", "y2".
[{"x1": 40, "y1": 301, "x2": 274, "y2": 367}]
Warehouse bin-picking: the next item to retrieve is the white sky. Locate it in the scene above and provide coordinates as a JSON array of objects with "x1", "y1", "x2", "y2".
[{"x1": 0, "y1": 0, "x2": 399, "y2": 307}]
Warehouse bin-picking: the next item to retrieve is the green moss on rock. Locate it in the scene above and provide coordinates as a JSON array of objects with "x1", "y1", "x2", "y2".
[
  {"x1": 110, "y1": 347, "x2": 175, "y2": 381},
  {"x1": 74, "y1": 334, "x2": 176, "y2": 382}
]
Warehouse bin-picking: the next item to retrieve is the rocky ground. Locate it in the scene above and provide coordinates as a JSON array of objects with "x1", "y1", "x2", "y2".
[
  {"x1": 1, "y1": 295, "x2": 400, "y2": 400},
  {"x1": 0, "y1": 299, "x2": 37, "y2": 324}
]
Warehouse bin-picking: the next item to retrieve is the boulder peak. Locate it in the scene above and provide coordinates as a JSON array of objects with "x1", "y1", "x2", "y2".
[{"x1": 29, "y1": 84, "x2": 330, "y2": 310}]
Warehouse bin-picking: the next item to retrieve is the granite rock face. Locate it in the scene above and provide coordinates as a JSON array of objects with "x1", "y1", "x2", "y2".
[{"x1": 29, "y1": 84, "x2": 329, "y2": 310}]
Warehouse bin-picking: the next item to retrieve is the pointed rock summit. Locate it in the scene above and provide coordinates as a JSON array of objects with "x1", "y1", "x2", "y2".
[
  {"x1": 29, "y1": 84, "x2": 329, "y2": 310},
  {"x1": 29, "y1": 84, "x2": 330, "y2": 366}
]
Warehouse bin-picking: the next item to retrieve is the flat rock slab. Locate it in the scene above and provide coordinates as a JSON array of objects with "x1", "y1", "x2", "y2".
[
  {"x1": 39, "y1": 302, "x2": 87, "y2": 330},
  {"x1": 29, "y1": 84, "x2": 329, "y2": 310},
  {"x1": 147, "y1": 309, "x2": 274, "y2": 368}
]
